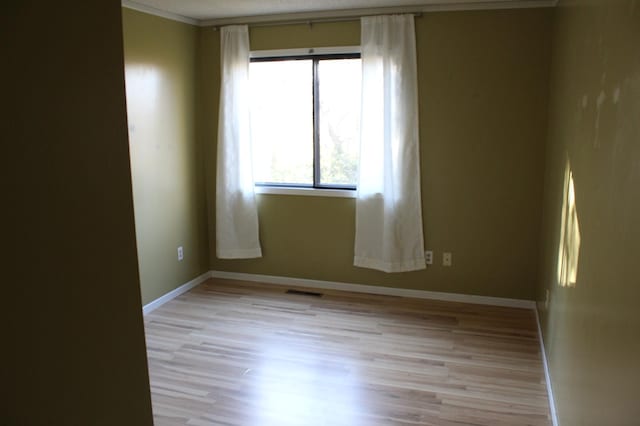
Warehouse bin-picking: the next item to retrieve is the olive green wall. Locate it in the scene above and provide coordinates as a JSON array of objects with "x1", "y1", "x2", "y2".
[
  {"x1": 202, "y1": 9, "x2": 552, "y2": 300},
  {"x1": 537, "y1": 1, "x2": 640, "y2": 424},
  {"x1": 123, "y1": 9, "x2": 210, "y2": 305},
  {"x1": 4, "y1": 1, "x2": 153, "y2": 424}
]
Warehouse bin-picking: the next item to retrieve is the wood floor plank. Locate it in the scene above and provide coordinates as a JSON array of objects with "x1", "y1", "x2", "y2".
[{"x1": 144, "y1": 278, "x2": 551, "y2": 426}]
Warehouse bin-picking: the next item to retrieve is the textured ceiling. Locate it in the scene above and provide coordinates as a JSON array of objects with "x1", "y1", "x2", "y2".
[{"x1": 123, "y1": 0, "x2": 555, "y2": 23}]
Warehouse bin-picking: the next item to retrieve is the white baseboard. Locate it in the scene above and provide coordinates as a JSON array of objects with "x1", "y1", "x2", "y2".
[
  {"x1": 142, "y1": 270, "x2": 535, "y2": 314},
  {"x1": 210, "y1": 270, "x2": 535, "y2": 309},
  {"x1": 142, "y1": 271, "x2": 212, "y2": 315},
  {"x1": 535, "y1": 306, "x2": 559, "y2": 426}
]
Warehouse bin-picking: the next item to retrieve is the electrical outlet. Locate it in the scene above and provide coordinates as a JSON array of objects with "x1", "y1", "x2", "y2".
[
  {"x1": 177, "y1": 246, "x2": 184, "y2": 261},
  {"x1": 443, "y1": 252, "x2": 452, "y2": 266},
  {"x1": 424, "y1": 250, "x2": 433, "y2": 265}
]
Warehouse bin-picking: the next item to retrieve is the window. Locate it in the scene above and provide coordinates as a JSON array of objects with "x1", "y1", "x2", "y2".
[{"x1": 249, "y1": 48, "x2": 361, "y2": 191}]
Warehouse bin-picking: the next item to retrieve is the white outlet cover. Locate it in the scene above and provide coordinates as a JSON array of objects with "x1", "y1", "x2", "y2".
[
  {"x1": 443, "y1": 252, "x2": 452, "y2": 266},
  {"x1": 424, "y1": 250, "x2": 433, "y2": 265}
]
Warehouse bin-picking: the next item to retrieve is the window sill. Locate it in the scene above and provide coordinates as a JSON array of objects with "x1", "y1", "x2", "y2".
[{"x1": 254, "y1": 186, "x2": 356, "y2": 199}]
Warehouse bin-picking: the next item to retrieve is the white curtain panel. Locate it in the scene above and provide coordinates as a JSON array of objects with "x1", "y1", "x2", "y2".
[
  {"x1": 354, "y1": 14, "x2": 426, "y2": 273},
  {"x1": 216, "y1": 25, "x2": 262, "y2": 259}
]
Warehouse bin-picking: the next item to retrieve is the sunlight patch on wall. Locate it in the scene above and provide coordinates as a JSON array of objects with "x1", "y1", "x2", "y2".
[
  {"x1": 124, "y1": 64, "x2": 162, "y2": 175},
  {"x1": 124, "y1": 64, "x2": 161, "y2": 137},
  {"x1": 557, "y1": 159, "x2": 581, "y2": 288}
]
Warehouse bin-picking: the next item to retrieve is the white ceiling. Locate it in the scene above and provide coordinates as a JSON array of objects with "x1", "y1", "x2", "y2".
[{"x1": 122, "y1": 0, "x2": 556, "y2": 25}]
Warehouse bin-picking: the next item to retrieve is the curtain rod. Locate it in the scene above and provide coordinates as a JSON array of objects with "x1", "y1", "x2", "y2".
[
  {"x1": 207, "y1": 9, "x2": 423, "y2": 30},
  {"x1": 201, "y1": 0, "x2": 555, "y2": 28},
  {"x1": 252, "y1": 12, "x2": 422, "y2": 29}
]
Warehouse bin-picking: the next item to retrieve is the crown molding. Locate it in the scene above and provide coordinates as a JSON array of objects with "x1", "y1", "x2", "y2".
[
  {"x1": 122, "y1": 0, "x2": 556, "y2": 27},
  {"x1": 122, "y1": 0, "x2": 199, "y2": 26}
]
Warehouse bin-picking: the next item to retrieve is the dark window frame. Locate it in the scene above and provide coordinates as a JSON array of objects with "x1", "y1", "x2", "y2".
[{"x1": 250, "y1": 52, "x2": 361, "y2": 191}]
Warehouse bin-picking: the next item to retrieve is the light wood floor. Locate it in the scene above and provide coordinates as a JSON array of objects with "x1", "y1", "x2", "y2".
[{"x1": 144, "y1": 278, "x2": 551, "y2": 426}]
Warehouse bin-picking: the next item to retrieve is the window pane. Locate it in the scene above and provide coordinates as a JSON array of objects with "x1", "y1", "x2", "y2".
[
  {"x1": 318, "y1": 58, "x2": 361, "y2": 187},
  {"x1": 250, "y1": 60, "x2": 313, "y2": 185}
]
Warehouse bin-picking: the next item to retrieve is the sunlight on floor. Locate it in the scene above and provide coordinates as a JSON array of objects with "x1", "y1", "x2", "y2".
[{"x1": 250, "y1": 341, "x2": 362, "y2": 425}]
